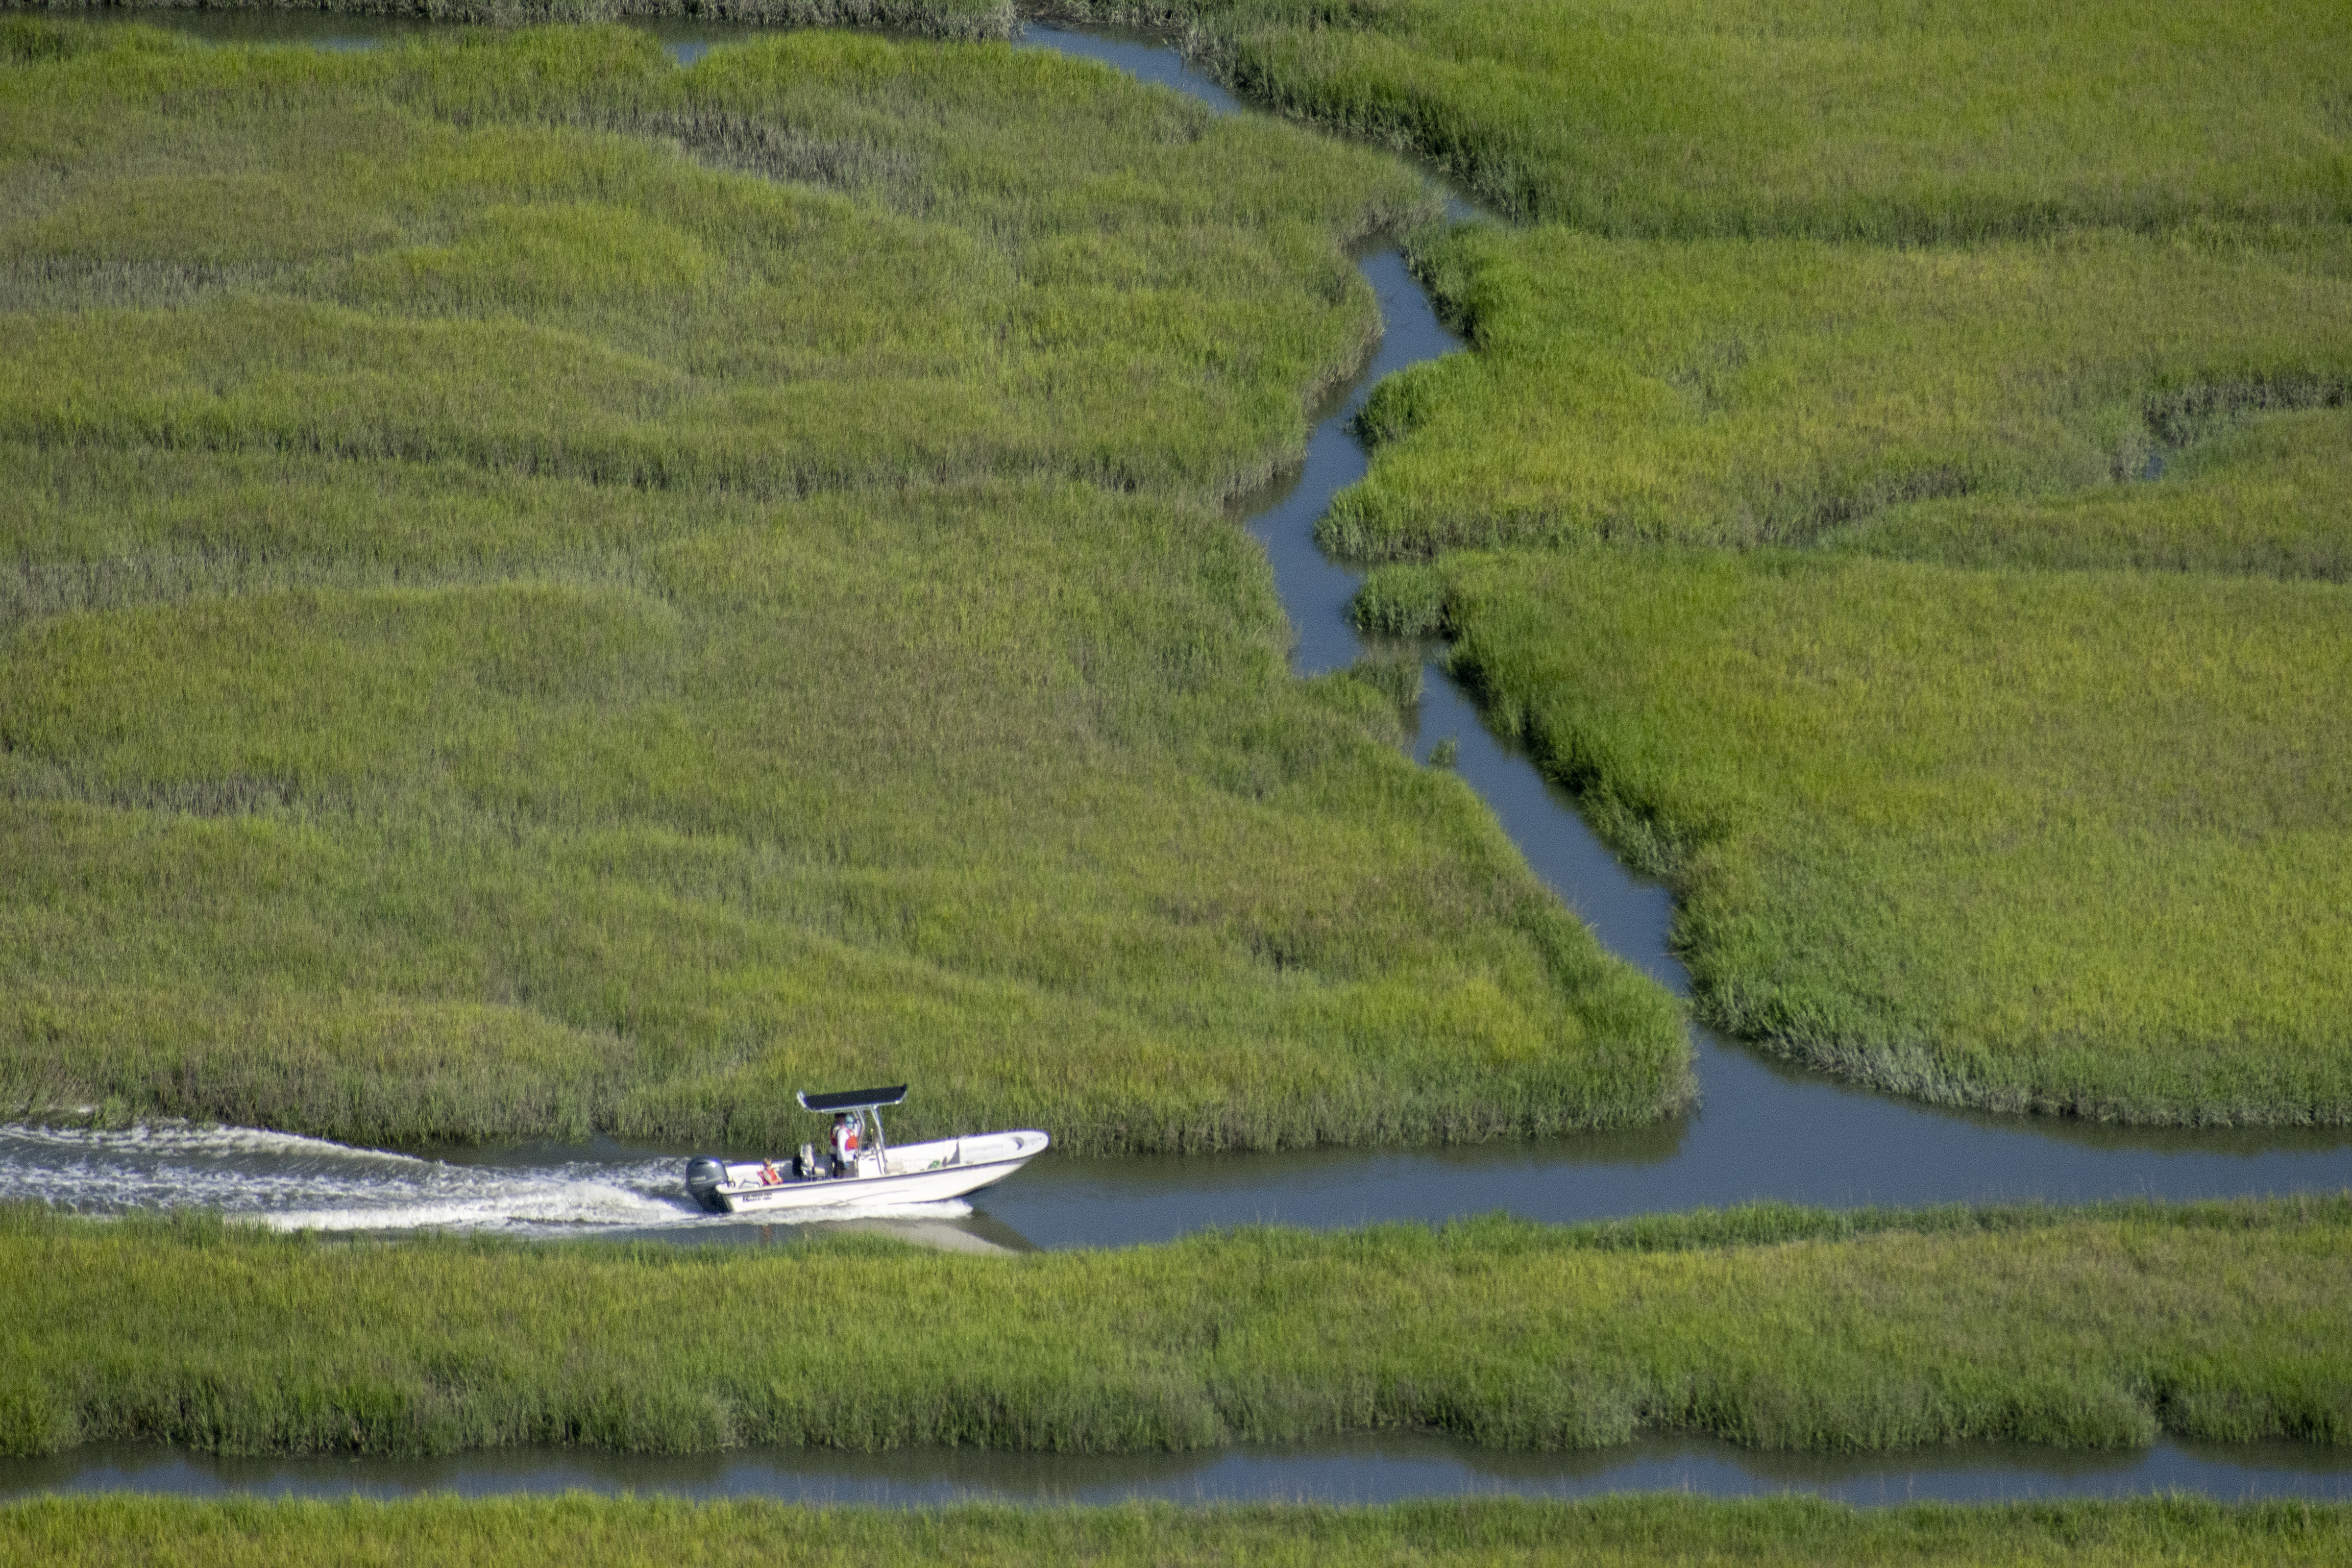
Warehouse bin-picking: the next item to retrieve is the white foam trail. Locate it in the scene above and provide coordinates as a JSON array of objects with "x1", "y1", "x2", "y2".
[
  {"x1": 0, "y1": 1122, "x2": 975, "y2": 1239},
  {"x1": 261, "y1": 1182, "x2": 694, "y2": 1235},
  {"x1": 265, "y1": 1194, "x2": 976, "y2": 1236},
  {"x1": 3, "y1": 1121, "x2": 423, "y2": 1163}
]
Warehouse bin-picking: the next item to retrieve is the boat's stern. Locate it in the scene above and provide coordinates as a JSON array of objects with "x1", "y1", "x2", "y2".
[{"x1": 684, "y1": 1154, "x2": 733, "y2": 1213}]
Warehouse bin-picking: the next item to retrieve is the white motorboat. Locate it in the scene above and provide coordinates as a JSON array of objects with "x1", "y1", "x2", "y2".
[{"x1": 681, "y1": 1085, "x2": 1048, "y2": 1215}]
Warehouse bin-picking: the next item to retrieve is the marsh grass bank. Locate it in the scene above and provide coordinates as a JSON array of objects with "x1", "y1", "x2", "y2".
[
  {"x1": 1373, "y1": 548, "x2": 2352, "y2": 1125},
  {"x1": 12, "y1": 0, "x2": 1017, "y2": 40},
  {"x1": 1051, "y1": 0, "x2": 2352, "y2": 239},
  {"x1": 1825, "y1": 406, "x2": 2352, "y2": 582},
  {"x1": 1318, "y1": 224, "x2": 2352, "y2": 562},
  {"x1": 2, "y1": 1199, "x2": 2346, "y2": 1459},
  {"x1": 4, "y1": 1494, "x2": 2349, "y2": 1568},
  {"x1": 0, "y1": 20, "x2": 1436, "y2": 503},
  {"x1": 1263, "y1": 1, "x2": 2352, "y2": 1129},
  {"x1": 0, "y1": 20, "x2": 1688, "y2": 1149}
]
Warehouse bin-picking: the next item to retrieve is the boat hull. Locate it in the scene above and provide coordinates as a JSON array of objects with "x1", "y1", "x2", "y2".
[{"x1": 690, "y1": 1130, "x2": 1048, "y2": 1216}]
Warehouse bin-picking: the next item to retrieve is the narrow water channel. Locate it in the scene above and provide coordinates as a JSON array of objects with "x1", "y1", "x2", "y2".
[
  {"x1": 3, "y1": 9, "x2": 2348, "y2": 1507},
  {"x1": 7, "y1": 1433, "x2": 2349, "y2": 1509}
]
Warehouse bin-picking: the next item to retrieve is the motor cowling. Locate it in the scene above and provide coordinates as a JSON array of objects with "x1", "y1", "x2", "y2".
[{"x1": 684, "y1": 1155, "x2": 731, "y2": 1213}]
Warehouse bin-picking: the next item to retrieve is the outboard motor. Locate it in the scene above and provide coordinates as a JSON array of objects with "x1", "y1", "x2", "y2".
[{"x1": 683, "y1": 1155, "x2": 731, "y2": 1213}]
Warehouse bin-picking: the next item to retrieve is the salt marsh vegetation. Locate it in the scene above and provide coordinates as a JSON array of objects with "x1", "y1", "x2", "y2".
[
  {"x1": 1828, "y1": 406, "x2": 2352, "y2": 582},
  {"x1": 1320, "y1": 225, "x2": 2352, "y2": 562},
  {"x1": 17, "y1": 0, "x2": 1016, "y2": 39},
  {"x1": 3, "y1": 1199, "x2": 2346, "y2": 1459},
  {"x1": 1061, "y1": 0, "x2": 2352, "y2": 238},
  {"x1": 0, "y1": 19, "x2": 1688, "y2": 1149},
  {"x1": 6, "y1": 1494, "x2": 2348, "y2": 1568},
  {"x1": 1375, "y1": 544, "x2": 2352, "y2": 1123},
  {"x1": 1236, "y1": 0, "x2": 2352, "y2": 1122},
  {"x1": 1320, "y1": 221, "x2": 2352, "y2": 1122}
]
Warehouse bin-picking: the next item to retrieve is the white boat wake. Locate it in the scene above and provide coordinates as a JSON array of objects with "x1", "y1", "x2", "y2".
[{"x1": 0, "y1": 1122, "x2": 976, "y2": 1239}]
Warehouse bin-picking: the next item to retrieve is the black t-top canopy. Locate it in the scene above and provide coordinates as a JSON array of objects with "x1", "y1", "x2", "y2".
[{"x1": 797, "y1": 1085, "x2": 908, "y2": 1113}]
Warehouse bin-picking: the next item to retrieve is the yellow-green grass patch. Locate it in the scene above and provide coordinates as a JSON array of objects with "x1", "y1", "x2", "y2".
[
  {"x1": 1318, "y1": 224, "x2": 2352, "y2": 562},
  {"x1": 18, "y1": 1494, "x2": 2352, "y2": 1568},
  {"x1": 0, "y1": 23, "x2": 1682, "y2": 1147},
  {"x1": 4, "y1": 1495, "x2": 2350, "y2": 1568},
  {"x1": 1073, "y1": 0, "x2": 2352, "y2": 239},
  {"x1": 1, "y1": 1199, "x2": 2346, "y2": 1457},
  {"x1": 1402, "y1": 547, "x2": 2352, "y2": 1125},
  {"x1": 0, "y1": 20, "x2": 1436, "y2": 500},
  {"x1": 1827, "y1": 405, "x2": 2352, "y2": 582},
  {"x1": 9, "y1": 0, "x2": 1018, "y2": 41},
  {"x1": 0, "y1": 466, "x2": 1685, "y2": 1150}
]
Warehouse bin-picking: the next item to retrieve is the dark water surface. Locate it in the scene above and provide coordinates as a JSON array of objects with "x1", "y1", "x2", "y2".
[
  {"x1": 4, "y1": 9, "x2": 2349, "y2": 1505},
  {"x1": 7, "y1": 1433, "x2": 2349, "y2": 1508},
  {"x1": 1013, "y1": 22, "x2": 1242, "y2": 114}
]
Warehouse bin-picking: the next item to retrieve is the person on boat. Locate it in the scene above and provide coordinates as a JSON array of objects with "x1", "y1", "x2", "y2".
[
  {"x1": 831, "y1": 1112, "x2": 860, "y2": 1176},
  {"x1": 759, "y1": 1159, "x2": 782, "y2": 1186}
]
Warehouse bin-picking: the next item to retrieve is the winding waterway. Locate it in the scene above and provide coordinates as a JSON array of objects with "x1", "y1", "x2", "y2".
[
  {"x1": 9, "y1": 1432, "x2": 2349, "y2": 1509},
  {"x1": 4, "y1": 8, "x2": 2349, "y2": 1506}
]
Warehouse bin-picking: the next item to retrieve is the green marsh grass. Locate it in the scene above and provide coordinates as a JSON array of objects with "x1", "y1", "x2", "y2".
[
  {"x1": 1318, "y1": 223, "x2": 2352, "y2": 562},
  {"x1": 2, "y1": 1199, "x2": 2347, "y2": 1457},
  {"x1": 0, "y1": 465, "x2": 1685, "y2": 1150},
  {"x1": 0, "y1": 22, "x2": 1686, "y2": 1148},
  {"x1": 16, "y1": 0, "x2": 1016, "y2": 39},
  {"x1": 0, "y1": 21, "x2": 1437, "y2": 502},
  {"x1": 1059, "y1": 0, "x2": 2352, "y2": 239},
  {"x1": 1255, "y1": 4, "x2": 2352, "y2": 1124},
  {"x1": 1828, "y1": 406, "x2": 2352, "y2": 582},
  {"x1": 1399, "y1": 547, "x2": 2352, "y2": 1124},
  {"x1": 4, "y1": 1495, "x2": 2349, "y2": 1568}
]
